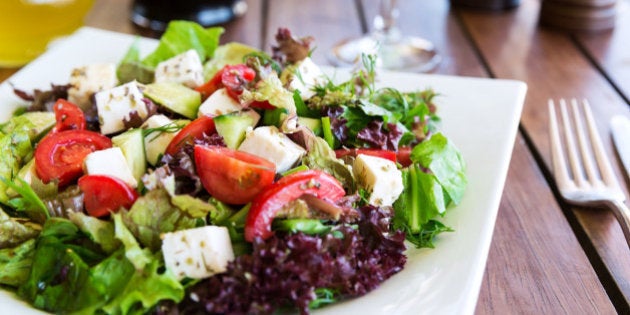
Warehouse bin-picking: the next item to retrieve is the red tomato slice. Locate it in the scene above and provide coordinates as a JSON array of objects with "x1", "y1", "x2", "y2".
[
  {"x1": 195, "y1": 64, "x2": 256, "y2": 101},
  {"x1": 195, "y1": 72, "x2": 222, "y2": 100},
  {"x1": 78, "y1": 175, "x2": 139, "y2": 217},
  {"x1": 335, "y1": 148, "x2": 397, "y2": 163},
  {"x1": 35, "y1": 130, "x2": 112, "y2": 187},
  {"x1": 52, "y1": 99, "x2": 86, "y2": 132},
  {"x1": 194, "y1": 145, "x2": 276, "y2": 205},
  {"x1": 244, "y1": 170, "x2": 346, "y2": 242},
  {"x1": 165, "y1": 115, "x2": 216, "y2": 156},
  {"x1": 396, "y1": 146, "x2": 413, "y2": 167}
]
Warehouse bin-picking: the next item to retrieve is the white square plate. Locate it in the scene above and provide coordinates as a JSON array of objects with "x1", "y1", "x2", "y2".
[{"x1": 0, "y1": 27, "x2": 526, "y2": 315}]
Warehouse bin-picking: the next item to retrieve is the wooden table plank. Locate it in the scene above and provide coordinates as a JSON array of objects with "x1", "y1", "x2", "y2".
[
  {"x1": 573, "y1": 0, "x2": 630, "y2": 103},
  {"x1": 476, "y1": 136, "x2": 616, "y2": 314},
  {"x1": 457, "y1": 0, "x2": 630, "y2": 310}
]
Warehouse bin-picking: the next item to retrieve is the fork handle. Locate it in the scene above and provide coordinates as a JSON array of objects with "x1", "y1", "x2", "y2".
[{"x1": 605, "y1": 199, "x2": 630, "y2": 248}]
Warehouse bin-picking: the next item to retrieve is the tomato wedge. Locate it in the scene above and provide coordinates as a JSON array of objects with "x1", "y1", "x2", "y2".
[
  {"x1": 78, "y1": 175, "x2": 139, "y2": 217},
  {"x1": 195, "y1": 64, "x2": 256, "y2": 101},
  {"x1": 244, "y1": 170, "x2": 346, "y2": 242},
  {"x1": 165, "y1": 115, "x2": 216, "y2": 156},
  {"x1": 35, "y1": 130, "x2": 112, "y2": 187},
  {"x1": 52, "y1": 99, "x2": 86, "y2": 132},
  {"x1": 396, "y1": 146, "x2": 413, "y2": 167},
  {"x1": 194, "y1": 145, "x2": 276, "y2": 205},
  {"x1": 335, "y1": 148, "x2": 397, "y2": 163}
]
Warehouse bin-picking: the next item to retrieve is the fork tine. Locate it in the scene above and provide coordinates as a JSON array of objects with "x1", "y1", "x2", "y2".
[
  {"x1": 549, "y1": 100, "x2": 572, "y2": 188},
  {"x1": 559, "y1": 98, "x2": 587, "y2": 187},
  {"x1": 570, "y1": 99, "x2": 599, "y2": 185},
  {"x1": 581, "y1": 99, "x2": 619, "y2": 187}
]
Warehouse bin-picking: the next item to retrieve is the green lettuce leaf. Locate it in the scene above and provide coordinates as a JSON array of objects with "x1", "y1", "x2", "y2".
[
  {"x1": 101, "y1": 214, "x2": 183, "y2": 315},
  {"x1": 120, "y1": 189, "x2": 198, "y2": 251},
  {"x1": 0, "y1": 208, "x2": 40, "y2": 249},
  {"x1": 116, "y1": 38, "x2": 155, "y2": 84},
  {"x1": 302, "y1": 134, "x2": 355, "y2": 192},
  {"x1": 2, "y1": 177, "x2": 49, "y2": 223},
  {"x1": 69, "y1": 212, "x2": 120, "y2": 254},
  {"x1": 18, "y1": 218, "x2": 110, "y2": 313},
  {"x1": 0, "y1": 129, "x2": 32, "y2": 203},
  {"x1": 410, "y1": 132, "x2": 467, "y2": 204},
  {"x1": 0, "y1": 239, "x2": 35, "y2": 287},
  {"x1": 100, "y1": 256, "x2": 183, "y2": 315},
  {"x1": 241, "y1": 72, "x2": 297, "y2": 115},
  {"x1": 141, "y1": 21, "x2": 224, "y2": 68}
]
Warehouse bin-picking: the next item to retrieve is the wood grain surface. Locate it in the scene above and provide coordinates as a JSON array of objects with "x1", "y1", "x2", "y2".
[
  {"x1": 1, "y1": 0, "x2": 629, "y2": 313},
  {"x1": 458, "y1": 0, "x2": 630, "y2": 311}
]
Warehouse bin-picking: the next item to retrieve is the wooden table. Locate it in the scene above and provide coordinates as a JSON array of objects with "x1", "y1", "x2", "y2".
[{"x1": 2, "y1": 0, "x2": 630, "y2": 313}]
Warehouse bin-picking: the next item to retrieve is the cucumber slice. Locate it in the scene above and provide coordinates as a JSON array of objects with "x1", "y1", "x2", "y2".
[
  {"x1": 112, "y1": 128, "x2": 147, "y2": 181},
  {"x1": 144, "y1": 82, "x2": 201, "y2": 119},
  {"x1": 215, "y1": 111, "x2": 259, "y2": 149},
  {"x1": 298, "y1": 116, "x2": 322, "y2": 136}
]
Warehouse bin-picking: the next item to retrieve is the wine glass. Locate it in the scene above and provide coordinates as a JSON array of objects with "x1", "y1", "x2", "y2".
[{"x1": 328, "y1": 0, "x2": 440, "y2": 72}]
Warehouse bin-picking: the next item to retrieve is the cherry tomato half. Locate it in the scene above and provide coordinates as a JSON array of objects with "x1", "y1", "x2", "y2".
[
  {"x1": 52, "y1": 99, "x2": 86, "y2": 132},
  {"x1": 35, "y1": 130, "x2": 112, "y2": 187},
  {"x1": 194, "y1": 145, "x2": 276, "y2": 205},
  {"x1": 165, "y1": 115, "x2": 216, "y2": 156},
  {"x1": 195, "y1": 64, "x2": 256, "y2": 101},
  {"x1": 244, "y1": 170, "x2": 346, "y2": 242},
  {"x1": 78, "y1": 175, "x2": 139, "y2": 217},
  {"x1": 335, "y1": 148, "x2": 397, "y2": 163}
]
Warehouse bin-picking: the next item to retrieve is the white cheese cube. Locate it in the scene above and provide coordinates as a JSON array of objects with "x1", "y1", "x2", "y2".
[
  {"x1": 142, "y1": 114, "x2": 180, "y2": 166},
  {"x1": 154, "y1": 49, "x2": 204, "y2": 89},
  {"x1": 83, "y1": 147, "x2": 138, "y2": 188},
  {"x1": 68, "y1": 63, "x2": 118, "y2": 111},
  {"x1": 197, "y1": 88, "x2": 242, "y2": 117},
  {"x1": 353, "y1": 154, "x2": 404, "y2": 207},
  {"x1": 95, "y1": 81, "x2": 148, "y2": 135},
  {"x1": 161, "y1": 226, "x2": 234, "y2": 280},
  {"x1": 288, "y1": 57, "x2": 324, "y2": 100},
  {"x1": 237, "y1": 126, "x2": 306, "y2": 173}
]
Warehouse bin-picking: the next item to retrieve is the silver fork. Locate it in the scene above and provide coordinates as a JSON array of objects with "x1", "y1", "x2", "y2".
[{"x1": 549, "y1": 98, "x2": 630, "y2": 248}]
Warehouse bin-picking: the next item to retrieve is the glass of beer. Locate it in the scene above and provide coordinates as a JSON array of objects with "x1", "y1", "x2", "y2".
[
  {"x1": 0, "y1": 0, "x2": 94, "y2": 68},
  {"x1": 131, "y1": 0, "x2": 248, "y2": 34}
]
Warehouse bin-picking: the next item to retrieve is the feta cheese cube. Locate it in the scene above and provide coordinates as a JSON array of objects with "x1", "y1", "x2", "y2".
[
  {"x1": 154, "y1": 49, "x2": 204, "y2": 89},
  {"x1": 83, "y1": 147, "x2": 138, "y2": 188},
  {"x1": 353, "y1": 154, "x2": 404, "y2": 207},
  {"x1": 237, "y1": 126, "x2": 306, "y2": 173},
  {"x1": 68, "y1": 63, "x2": 118, "y2": 111},
  {"x1": 161, "y1": 226, "x2": 234, "y2": 280},
  {"x1": 142, "y1": 114, "x2": 180, "y2": 166},
  {"x1": 95, "y1": 81, "x2": 148, "y2": 135},
  {"x1": 287, "y1": 57, "x2": 324, "y2": 100},
  {"x1": 197, "y1": 88, "x2": 242, "y2": 117}
]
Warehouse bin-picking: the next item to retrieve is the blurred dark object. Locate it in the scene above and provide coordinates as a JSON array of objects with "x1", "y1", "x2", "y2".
[
  {"x1": 450, "y1": 0, "x2": 521, "y2": 10},
  {"x1": 539, "y1": 0, "x2": 617, "y2": 32},
  {"x1": 131, "y1": 0, "x2": 247, "y2": 34}
]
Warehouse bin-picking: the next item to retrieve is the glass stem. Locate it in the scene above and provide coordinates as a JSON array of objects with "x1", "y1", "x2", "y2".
[{"x1": 373, "y1": 0, "x2": 400, "y2": 41}]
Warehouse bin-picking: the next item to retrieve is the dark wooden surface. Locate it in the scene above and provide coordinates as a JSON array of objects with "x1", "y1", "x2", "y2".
[{"x1": 2, "y1": 0, "x2": 630, "y2": 313}]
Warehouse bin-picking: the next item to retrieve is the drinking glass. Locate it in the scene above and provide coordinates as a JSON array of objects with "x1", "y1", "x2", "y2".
[
  {"x1": 0, "y1": 0, "x2": 94, "y2": 67},
  {"x1": 329, "y1": 0, "x2": 440, "y2": 72}
]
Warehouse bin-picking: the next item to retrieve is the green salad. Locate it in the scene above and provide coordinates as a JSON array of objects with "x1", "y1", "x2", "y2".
[{"x1": 0, "y1": 21, "x2": 466, "y2": 314}]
